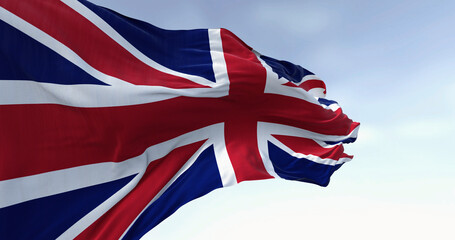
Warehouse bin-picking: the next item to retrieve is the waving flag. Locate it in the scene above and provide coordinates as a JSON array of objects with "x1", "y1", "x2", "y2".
[{"x1": 0, "y1": 0, "x2": 359, "y2": 239}]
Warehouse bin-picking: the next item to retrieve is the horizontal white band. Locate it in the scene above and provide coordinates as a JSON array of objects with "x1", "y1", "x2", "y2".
[{"x1": 0, "y1": 80, "x2": 228, "y2": 107}]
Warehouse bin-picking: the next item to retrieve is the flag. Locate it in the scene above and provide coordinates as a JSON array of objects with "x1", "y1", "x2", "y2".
[{"x1": 0, "y1": 0, "x2": 359, "y2": 239}]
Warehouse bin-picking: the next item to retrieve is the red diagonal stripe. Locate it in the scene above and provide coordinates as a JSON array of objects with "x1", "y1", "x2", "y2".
[
  {"x1": 0, "y1": 0, "x2": 207, "y2": 88},
  {"x1": 75, "y1": 140, "x2": 206, "y2": 240},
  {"x1": 273, "y1": 135, "x2": 352, "y2": 161}
]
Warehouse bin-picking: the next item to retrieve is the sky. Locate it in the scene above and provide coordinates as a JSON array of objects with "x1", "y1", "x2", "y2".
[{"x1": 90, "y1": 1, "x2": 455, "y2": 239}]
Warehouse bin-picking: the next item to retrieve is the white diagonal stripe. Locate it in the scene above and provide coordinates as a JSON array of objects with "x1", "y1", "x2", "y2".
[
  {"x1": 0, "y1": 6, "x2": 131, "y2": 87},
  {"x1": 0, "y1": 157, "x2": 145, "y2": 209},
  {"x1": 254, "y1": 50, "x2": 323, "y2": 105},
  {"x1": 61, "y1": 0, "x2": 215, "y2": 87},
  {"x1": 118, "y1": 139, "x2": 214, "y2": 240},
  {"x1": 256, "y1": 122, "x2": 353, "y2": 179},
  {"x1": 268, "y1": 135, "x2": 352, "y2": 166}
]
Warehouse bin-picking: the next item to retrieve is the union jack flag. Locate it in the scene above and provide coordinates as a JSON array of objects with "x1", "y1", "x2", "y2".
[{"x1": 0, "y1": 0, "x2": 359, "y2": 239}]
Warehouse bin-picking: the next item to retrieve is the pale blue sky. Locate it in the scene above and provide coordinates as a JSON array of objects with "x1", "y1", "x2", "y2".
[{"x1": 91, "y1": 1, "x2": 455, "y2": 239}]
